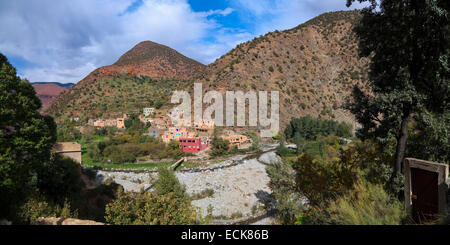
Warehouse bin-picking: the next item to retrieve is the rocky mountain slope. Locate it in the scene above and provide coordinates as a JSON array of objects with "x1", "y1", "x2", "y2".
[
  {"x1": 47, "y1": 10, "x2": 369, "y2": 129},
  {"x1": 32, "y1": 83, "x2": 69, "y2": 112},
  {"x1": 199, "y1": 10, "x2": 369, "y2": 128}
]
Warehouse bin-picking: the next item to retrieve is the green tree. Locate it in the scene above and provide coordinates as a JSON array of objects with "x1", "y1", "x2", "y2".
[
  {"x1": 153, "y1": 167, "x2": 186, "y2": 199},
  {"x1": 266, "y1": 160, "x2": 304, "y2": 224},
  {"x1": 211, "y1": 137, "x2": 230, "y2": 156},
  {"x1": 57, "y1": 124, "x2": 81, "y2": 142},
  {"x1": 346, "y1": 0, "x2": 450, "y2": 173},
  {"x1": 0, "y1": 54, "x2": 57, "y2": 219}
]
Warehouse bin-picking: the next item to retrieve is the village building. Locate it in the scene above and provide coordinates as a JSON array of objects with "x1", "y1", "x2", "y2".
[
  {"x1": 116, "y1": 117, "x2": 126, "y2": 129},
  {"x1": 104, "y1": 119, "x2": 117, "y2": 127},
  {"x1": 52, "y1": 142, "x2": 82, "y2": 164},
  {"x1": 194, "y1": 119, "x2": 215, "y2": 136},
  {"x1": 93, "y1": 119, "x2": 105, "y2": 128},
  {"x1": 152, "y1": 116, "x2": 172, "y2": 129},
  {"x1": 223, "y1": 135, "x2": 248, "y2": 149},
  {"x1": 179, "y1": 137, "x2": 210, "y2": 153},
  {"x1": 162, "y1": 127, "x2": 195, "y2": 144},
  {"x1": 139, "y1": 114, "x2": 152, "y2": 124},
  {"x1": 143, "y1": 107, "x2": 155, "y2": 117},
  {"x1": 146, "y1": 126, "x2": 164, "y2": 139}
]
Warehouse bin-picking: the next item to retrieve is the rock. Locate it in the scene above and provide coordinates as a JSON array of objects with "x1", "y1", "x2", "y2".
[
  {"x1": 258, "y1": 151, "x2": 281, "y2": 165},
  {"x1": 0, "y1": 219, "x2": 12, "y2": 225},
  {"x1": 35, "y1": 217, "x2": 105, "y2": 225}
]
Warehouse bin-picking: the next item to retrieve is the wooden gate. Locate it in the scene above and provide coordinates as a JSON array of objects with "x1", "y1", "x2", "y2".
[
  {"x1": 404, "y1": 158, "x2": 449, "y2": 224},
  {"x1": 411, "y1": 168, "x2": 439, "y2": 223}
]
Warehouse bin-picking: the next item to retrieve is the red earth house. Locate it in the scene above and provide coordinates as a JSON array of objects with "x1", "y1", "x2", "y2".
[{"x1": 179, "y1": 137, "x2": 210, "y2": 153}]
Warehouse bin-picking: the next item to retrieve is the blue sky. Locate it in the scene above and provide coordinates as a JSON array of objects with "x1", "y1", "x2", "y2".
[{"x1": 0, "y1": 0, "x2": 369, "y2": 84}]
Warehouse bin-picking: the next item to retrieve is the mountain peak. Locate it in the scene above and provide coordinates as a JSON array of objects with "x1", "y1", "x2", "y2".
[
  {"x1": 103, "y1": 40, "x2": 206, "y2": 79},
  {"x1": 114, "y1": 41, "x2": 180, "y2": 66}
]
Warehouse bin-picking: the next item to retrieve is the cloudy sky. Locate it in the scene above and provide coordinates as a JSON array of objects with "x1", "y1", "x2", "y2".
[{"x1": 0, "y1": 0, "x2": 369, "y2": 84}]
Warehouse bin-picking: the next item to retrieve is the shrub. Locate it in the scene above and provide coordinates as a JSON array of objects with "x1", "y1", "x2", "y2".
[
  {"x1": 319, "y1": 181, "x2": 406, "y2": 225},
  {"x1": 293, "y1": 154, "x2": 360, "y2": 206},
  {"x1": 17, "y1": 196, "x2": 78, "y2": 224},
  {"x1": 104, "y1": 189, "x2": 202, "y2": 225},
  {"x1": 211, "y1": 137, "x2": 230, "y2": 156},
  {"x1": 153, "y1": 167, "x2": 186, "y2": 199},
  {"x1": 266, "y1": 160, "x2": 304, "y2": 224}
]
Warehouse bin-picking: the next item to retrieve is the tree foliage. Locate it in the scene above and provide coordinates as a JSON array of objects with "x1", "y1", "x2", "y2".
[
  {"x1": 284, "y1": 115, "x2": 352, "y2": 141},
  {"x1": 0, "y1": 54, "x2": 57, "y2": 219},
  {"x1": 346, "y1": 0, "x2": 450, "y2": 171},
  {"x1": 211, "y1": 137, "x2": 230, "y2": 156}
]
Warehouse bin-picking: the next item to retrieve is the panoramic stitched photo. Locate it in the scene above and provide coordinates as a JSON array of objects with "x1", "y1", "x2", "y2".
[{"x1": 0, "y1": 0, "x2": 449, "y2": 233}]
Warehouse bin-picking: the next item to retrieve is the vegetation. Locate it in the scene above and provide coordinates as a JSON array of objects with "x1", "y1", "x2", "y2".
[
  {"x1": 0, "y1": 54, "x2": 59, "y2": 221},
  {"x1": 105, "y1": 168, "x2": 207, "y2": 225},
  {"x1": 321, "y1": 181, "x2": 406, "y2": 225},
  {"x1": 85, "y1": 134, "x2": 184, "y2": 164},
  {"x1": 346, "y1": 0, "x2": 450, "y2": 174},
  {"x1": 210, "y1": 137, "x2": 231, "y2": 157},
  {"x1": 57, "y1": 123, "x2": 82, "y2": 142},
  {"x1": 284, "y1": 116, "x2": 352, "y2": 141}
]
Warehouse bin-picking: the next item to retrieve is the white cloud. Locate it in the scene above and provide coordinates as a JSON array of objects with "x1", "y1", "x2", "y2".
[
  {"x1": 0, "y1": 0, "x2": 243, "y2": 83},
  {"x1": 230, "y1": 0, "x2": 371, "y2": 35},
  {"x1": 0, "y1": 0, "x2": 371, "y2": 84}
]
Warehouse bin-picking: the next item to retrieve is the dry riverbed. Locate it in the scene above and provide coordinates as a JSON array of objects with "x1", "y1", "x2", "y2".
[{"x1": 94, "y1": 147, "x2": 280, "y2": 221}]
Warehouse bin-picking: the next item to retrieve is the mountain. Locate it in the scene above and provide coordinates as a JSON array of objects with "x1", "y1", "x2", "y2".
[
  {"x1": 32, "y1": 82, "x2": 75, "y2": 89},
  {"x1": 199, "y1": 10, "x2": 369, "y2": 128},
  {"x1": 74, "y1": 41, "x2": 205, "y2": 88},
  {"x1": 32, "y1": 83, "x2": 69, "y2": 112},
  {"x1": 48, "y1": 10, "x2": 369, "y2": 129},
  {"x1": 46, "y1": 41, "x2": 204, "y2": 119}
]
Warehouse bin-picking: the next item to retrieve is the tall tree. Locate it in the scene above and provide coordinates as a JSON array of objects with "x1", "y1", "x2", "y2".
[
  {"x1": 0, "y1": 54, "x2": 57, "y2": 219},
  {"x1": 346, "y1": 0, "x2": 450, "y2": 173}
]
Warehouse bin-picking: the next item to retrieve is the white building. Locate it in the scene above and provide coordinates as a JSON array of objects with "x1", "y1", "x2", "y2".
[{"x1": 143, "y1": 108, "x2": 155, "y2": 117}]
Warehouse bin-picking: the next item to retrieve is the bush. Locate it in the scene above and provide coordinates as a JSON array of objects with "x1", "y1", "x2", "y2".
[
  {"x1": 266, "y1": 160, "x2": 304, "y2": 224},
  {"x1": 153, "y1": 167, "x2": 186, "y2": 199},
  {"x1": 293, "y1": 154, "x2": 360, "y2": 206},
  {"x1": 211, "y1": 137, "x2": 230, "y2": 156},
  {"x1": 105, "y1": 189, "x2": 202, "y2": 225},
  {"x1": 105, "y1": 168, "x2": 205, "y2": 225},
  {"x1": 17, "y1": 196, "x2": 78, "y2": 224},
  {"x1": 317, "y1": 181, "x2": 406, "y2": 225}
]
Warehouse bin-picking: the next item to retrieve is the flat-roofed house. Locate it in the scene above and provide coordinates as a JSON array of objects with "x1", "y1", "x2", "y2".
[
  {"x1": 179, "y1": 137, "x2": 210, "y2": 153},
  {"x1": 116, "y1": 118, "x2": 126, "y2": 129},
  {"x1": 52, "y1": 142, "x2": 82, "y2": 164},
  {"x1": 104, "y1": 119, "x2": 117, "y2": 127},
  {"x1": 93, "y1": 119, "x2": 105, "y2": 127},
  {"x1": 146, "y1": 126, "x2": 164, "y2": 139},
  {"x1": 143, "y1": 107, "x2": 155, "y2": 117},
  {"x1": 222, "y1": 135, "x2": 248, "y2": 149},
  {"x1": 162, "y1": 127, "x2": 195, "y2": 144}
]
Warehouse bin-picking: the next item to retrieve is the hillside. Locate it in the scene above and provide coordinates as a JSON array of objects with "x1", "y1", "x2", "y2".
[
  {"x1": 199, "y1": 10, "x2": 369, "y2": 129},
  {"x1": 47, "y1": 41, "x2": 205, "y2": 119},
  {"x1": 32, "y1": 83, "x2": 69, "y2": 112},
  {"x1": 48, "y1": 10, "x2": 369, "y2": 129}
]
